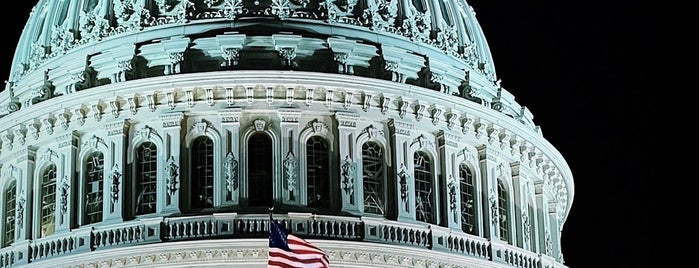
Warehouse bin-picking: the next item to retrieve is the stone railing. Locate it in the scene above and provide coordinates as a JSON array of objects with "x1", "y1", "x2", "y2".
[{"x1": 0, "y1": 213, "x2": 566, "y2": 267}]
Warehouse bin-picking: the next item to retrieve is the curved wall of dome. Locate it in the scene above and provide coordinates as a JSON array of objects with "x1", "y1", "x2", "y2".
[{"x1": 0, "y1": 1, "x2": 573, "y2": 267}]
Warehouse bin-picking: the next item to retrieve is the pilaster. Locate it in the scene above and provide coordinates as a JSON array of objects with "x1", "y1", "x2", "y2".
[
  {"x1": 335, "y1": 112, "x2": 360, "y2": 215},
  {"x1": 54, "y1": 132, "x2": 78, "y2": 232},
  {"x1": 477, "y1": 145, "x2": 500, "y2": 241},
  {"x1": 388, "y1": 119, "x2": 415, "y2": 221},
  {"x1": 11, "y1": 147, "x2": 35, "y2": 244},
  {"x1": 102, "y1": 120, "x2": 129, "y2": 223},
  {"x1": 159, "y1": 112, "x2": 184, "y2": 214},
  {"x1": 278, "y1": 109, "x2": 301, "y2": 205},
  {"x1": 437, "y1": 130, "x2": 461, "y2": 229},
  {"x1": 218, "y1": 108, "x2": 242, "y2": 206}
]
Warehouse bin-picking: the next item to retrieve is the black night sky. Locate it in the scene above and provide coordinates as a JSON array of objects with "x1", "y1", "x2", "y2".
[{"x1": 4, "y1": 1, "x2": 652, "y2": 267}]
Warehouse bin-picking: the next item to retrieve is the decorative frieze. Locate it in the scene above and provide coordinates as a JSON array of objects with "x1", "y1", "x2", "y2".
[
  {"x1": 336, "y1": 112, "x2": 359, "y2": 128},
  {"x1": 106, "y1": 120, "x2": 131, "y2": 136},
  {"x1": 161, "y1": 113, "x2": 184, "y2": 128},
  {"x1": 278, "y1": 109, "x2": 302, "y2": 123},
  {"x1": 361, "y1": 125, "x2": 385, "y2": 140},
  {"x1": 218, "y1": 108, "x2": 242, "y2": 123}
]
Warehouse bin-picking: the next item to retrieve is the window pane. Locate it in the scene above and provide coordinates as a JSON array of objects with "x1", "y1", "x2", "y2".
[
  {"x1": 362, "y1": 142, "x2": 384, "y2": 215},
  {"x1": 414, "y1": 151, "x2": 433, "y2": 224},
  {"x1": 191, "y1": 136, "x2": 215, "y2": 209},
  {"x1": 136, "y1": 142, "x2": 157, "y2": 215},
  {"x1": 498, "y1": 181, "x2": 509, "y2": 242},
  {"x1": 41, "y1": 164, "x2": 57, "y2": 238},
  {"x1": 3, "y1": 181, "x2": 16, "y2": 247},
  {"x1": 459, "y1": 164, "x2": 476, "y2": 234},
  {"x1": 306, "y1": 136, "x2": 329, "y2": 209},
  {"x1": 84, "y1": 151, "x2": 104, "y2": 225},
  {"x1": 248, "y1": 134, "x2": 273, "y2": 207}
]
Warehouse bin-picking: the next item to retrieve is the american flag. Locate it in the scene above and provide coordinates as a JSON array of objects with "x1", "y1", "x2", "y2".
[{"x1": 268, "y1": 217, "x2": 329, "y2": 268}]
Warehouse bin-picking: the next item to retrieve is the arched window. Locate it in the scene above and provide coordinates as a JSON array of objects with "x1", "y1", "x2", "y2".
[
  {"x1": 414, "y1": 151, "x2": 434, "y2": 224},
  {"x1": 459, "y1": 164, "x2": 476, "y2": 234},
  {"x1": 306, "y1": 136, "x2": 329, "y2": 209},
  {"x1": 191, "y1": 136, "x2": 214, "y2": 209},
  {"x1": 497, "y1": 181, "x2": 510, "y2": 243},
  {"x1": 3, "y1": 181, "x2": 16, "y2": 247},
  {"x1": 362, "y1": 142, "x2": 385, "y2": 215},
  {"x1": 248, "y1": 133, "x2": 273, "y2": 207},
  {"x1": 84, "y1": 151, "x2": 104, "y2": 225},
  {"x1": 135, "y1": 142, "x2": 157, "y2": 215},
  {"x1": 40, "y1": 164, "x2": 57, "y2": 238}
]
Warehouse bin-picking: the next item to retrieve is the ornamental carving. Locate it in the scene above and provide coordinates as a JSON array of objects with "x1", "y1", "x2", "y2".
[
  {"x1": 60, "y1": 176, "x2": 70, "y2": 221},
  {"x1": 83, "y1": 135, "x2": 106, "y2": 149},
  {"x1": 341, "y1": 155, "x2": 355, "y2": 196},
  {"x1": 224, "y1": 152, "x2": 239, "y2": 199},
  {"x1": 254, "y1": 119, "x2": 267, "y2": 132},
  {"x1": 545, "y1": 231, "x2": 553, "y2": 256},
  {"x1": 283, "y1": 151, "x2": 297, "y2": 198},
  {"x1": 191, "y1": 119, "x2": 212, "y2": 135},
  {"x1": 447, "y1": 175, "x2": 457, "y2": 211},
  {"x1": 306, "y1": 119, "x2": 329, "y2": 135},
  {"x1": 110, "y1": 163, "x2": 122, "y2": 213},
  {"x1": 397, "y1": 163, "x2": 409, "y2": 211},
  {"x1": 522, "y1": 211, "x2": 531, "y2": 243},
  {"x1": 16, "y1": 190, "x2": 25, "y2": 227},
  {"x1": 361, "y1": 125, "x2": 384, "y2": 140},
  {"x1": 411, "y1": 134, "x2": 433, "y2": 149},
  {"x1": 489, "y1": 189, "x2": 499, "y2": 230},
  {"x1": 165, "y1": 156, "x2": 180, "y2": 200}
]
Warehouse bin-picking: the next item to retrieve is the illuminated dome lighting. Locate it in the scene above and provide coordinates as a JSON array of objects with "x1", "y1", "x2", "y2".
[{"x1": 0, "y1": 1, "x2": 573, "y2": 267}]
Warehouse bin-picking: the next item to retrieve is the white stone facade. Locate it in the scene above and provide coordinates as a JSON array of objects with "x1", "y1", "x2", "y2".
[{"x1": 0, "y1": 1, "x2": 573, "y2": 267}]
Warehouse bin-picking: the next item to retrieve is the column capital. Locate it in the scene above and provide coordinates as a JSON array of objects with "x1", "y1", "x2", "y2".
[
  {"x1": 477, "y1": 145, "x2": 500, "y2": 162},
  {"x1": 278, "y1": 108, "x2": 302, "y2": 124},
  {"x1": 105, "y1": 119, "x2": 131, "y2": 136},
  {"x1": 335, "y1": 112, "x2": 360, "y2": 128},
  {"x1": 218, "y1": 108, "x2": 243, "y2": 124},
  {"x1": 160, "y1": 112, "x2": 184, "y2": 128},
  {"x1": 387, "y1": 118, "x2": 413, "y2": 136}
]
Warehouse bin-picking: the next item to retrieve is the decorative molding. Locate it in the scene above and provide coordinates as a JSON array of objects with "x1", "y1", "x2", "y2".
[
  {"x1": 191, "y1": 119, "x2": 212, "y2": 136},
  {"x1": 283, "y1": 151, "x2": 297, "y2": 197},
  {"x1": 106, "y1": 120, "x2": 131, "y2": 136},
  {"x1": 83, "y1": 134, "x2": 107, "y2": 149},
  {"x1": 110, "y1": 163, "x2": 122, "y2": 213},
  {"x1": 92, "y1": 103, "x2": 103, "y2": 122},
  {"x1": 336, "y1": 112, "x2": 359, "y2": 128},
  {"x1": 74, "y1": 107, "x2": 86, "y2": 125},
  {"x1": 344, "y1": 91, "x2": 353, "y2": 108},
  {"x1": 398, "y1": 98, "x2": 409, "y2": 119},
  {"x1": 306, "y1": 119, "x2": 329, "y2": 135},
  {"x1": 128, "y1": 95, "x2": 139, "y2": 115},
  {"x1": 165, "y1": 156, "x2": 180, "y2": 203},
  {"x1": 60, "y1": 175, "x2": 70, "y2": 219},
  {"x1": 218, "y1": 108, "x2": 242, "y2": 123},
  {"x1": 13, "y1": 127, "x2": 26, "y2": 146},
  {"x1": 40, "y1": 148, "x2": 59, "y2": 163},
  {"x1": 489, "y1": 189, "x2": 499, "y2": 230},
  {"x1": 447, "y1": 175, "x2": 457, "y2": 212},
  {"x1": 254, "y1": 118, "x2": 267, "y2": 132},
  {"x1": 135, "y1": 125, "x2": 157, "y2": 141},
  {"x1": 362, "y1": 93, "x2": 372, "y2": 112},
  {"x1": 397, "y1": 163, "x2": 410, "y2": 212},
  {"x1": 279, "y1": 109, "x2": 302, "y2": 123},
  {"x1": 42, "y1": 116, "x2": 55, "y2": 135},
  {"x1": 361, "y1": 125, "x2": 384, "y2": 140},
  {"x1": 411, "y1": 134, "x2": 434, "y2": 149},
  {"x1": 224, "y1": 152, "x2": 239, "y2": 199},
  {"x1": 380, "y1": 96, "x2": 390, "y2": 114},
  {"x1": 415, "y1": 104, "x2": 426, "y2": 122},
  {"x1": 161, "y1": 113, "x2": 184, "y2": 128},
  {"x1": 166, "y1": 91, "x2": 176, "y2": 110},
  {"x1": 16, "y1": 190, "x2": 25, "y2": 227},
  {"x1": 341, "y1": 155, "x2": 355, "y2": 196}
]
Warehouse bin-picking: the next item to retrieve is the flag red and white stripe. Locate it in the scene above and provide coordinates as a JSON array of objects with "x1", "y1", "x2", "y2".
[
  {"x1": 268, "y1": 234, "x2": 329, "y2": 268},
  {"x1": 268, "y1": 217, "x2": 329, "y2": 268}
]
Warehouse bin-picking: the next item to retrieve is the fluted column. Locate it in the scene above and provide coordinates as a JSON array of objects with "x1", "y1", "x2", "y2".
[
  {"x1": 388, "y1": 119, "x2": 415, "y2": 221},
  {"x1": 278, "y1": 109, "x2": 301, "y2": 205},
  {"x1": 437, "y1": 130, "x2": 461, "y2": 229},
  {"x1": 103, "y1": 120, "x2": 129, "y2": 222},
  {"x1": 54, "y1": 132, "x2": 78, "y2": 232},
  {"x1": 159, "y1": 112, "x2": 184, "y2": 214},
  {"x1": 335, "y1": 112, "x2": 360, "y2": 215},
  {"x1": 218, "y1": 108, "x2": 242, "y2": 206}
]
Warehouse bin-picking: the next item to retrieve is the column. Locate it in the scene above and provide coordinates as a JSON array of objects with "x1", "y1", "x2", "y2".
[
  {"x1": 218, "y1": 108, "x2": 242, "y2": 206},
  {"x1": 388, "y1": 119, "x2": 415, "y2": 221},
  {"x1": 511, "y1": 162, "x2": 527, "y2": 250},
  {"x1": 278, "y1": 109, "x2": 301, "y2": 205},
  {"x1": 534, "y1": 179, "x2": 551, "y2": 255},
  {"x1": 103, "y1": 120, "x2": 130, "y2": 223},
  {"x1": 54, "y1": 132, "x2": 78, "y2": 232},
  {"x1": 11, "y1": 147, "x2": 36, "y2": 265},
  {"x1": 335, "y1": 112, "x2": 360, "y2": 215},
  {"x1": 159, "y1": 112, "x2": 184, "y2": 214},
  {"x1": 437, "y1": 130, "x2": 461, "y2": 229},
  {"x1": 477, "y1": 145, "x2": 500, "y2": 241}
]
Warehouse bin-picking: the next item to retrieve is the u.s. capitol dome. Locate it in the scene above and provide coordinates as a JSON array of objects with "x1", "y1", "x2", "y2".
[{"x1": 0, "y1": 1, "x2": 574, "y2": 267}]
